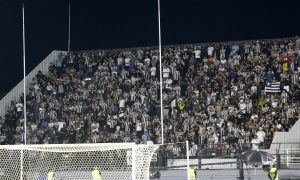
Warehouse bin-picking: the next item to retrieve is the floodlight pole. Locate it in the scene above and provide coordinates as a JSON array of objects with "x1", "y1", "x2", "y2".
[
  {"x1": 22, "y1": 2, "x2": 27, "y2": 145},
  {"x1": 157, "y1": 0, "x2": 164, "y2": 145},
  {"x1": 186, "y1": 140, "x2": 190, "y2": 180},
  {"x1": 21, "y1": 3, "x2": 26, "y2": 180},
  {"x1": 68, "y1": 1, "x2": 71, "y2": 52}
]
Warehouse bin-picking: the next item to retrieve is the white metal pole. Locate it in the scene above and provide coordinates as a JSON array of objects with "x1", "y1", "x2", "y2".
[
  {"x1": 22, "y1": 2, "x2": 27, "y2": 145},
  {"x1": 287, "y1": 149, "x2": 289, "y2": 167},
  {"x1": 132, "y1": 145, "x2": 136, "y2": 180},
  {"x1": 68, "y1": 1, "x2": 71, "y2": 52},
  {"x1": 20, "y1": 148, "x2": 24, "y2": 180},
  {"x1": 157, "y1": 0, "x2": 164, "y2": 145},
  {"x1": 186, "y1": 140, "x2": 190, "y2": 180}
]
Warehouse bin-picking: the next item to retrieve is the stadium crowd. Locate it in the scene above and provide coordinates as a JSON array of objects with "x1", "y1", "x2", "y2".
[{"x1": 0, "y1": 37, "x2": 300, "y2": 153}]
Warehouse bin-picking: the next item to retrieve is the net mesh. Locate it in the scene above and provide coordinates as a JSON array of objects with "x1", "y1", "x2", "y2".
[{"x1": 0, "y1": 143, "x2": 158, "y2": 180}]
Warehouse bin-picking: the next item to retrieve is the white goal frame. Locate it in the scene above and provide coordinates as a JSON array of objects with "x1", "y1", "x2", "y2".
[{"x1": 0, "y1": 143, "x2": 158, "y2": 180}]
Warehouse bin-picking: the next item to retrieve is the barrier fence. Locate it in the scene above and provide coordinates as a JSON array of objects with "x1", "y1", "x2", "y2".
[
  {"x1": 149, "y1": 142, "x2": 300, "y2": 179},
  {"x1": 150, "y1": 142, "x2": 300, "y2": 169}
]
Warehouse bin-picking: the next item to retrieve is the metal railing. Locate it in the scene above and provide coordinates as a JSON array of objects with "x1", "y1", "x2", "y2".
[
  {"x1": 279, "y1": 148, "x2": 300, "y2": 167},
  {"x1": 151, "y1": 142, "x2": 300, "y2": 170}
]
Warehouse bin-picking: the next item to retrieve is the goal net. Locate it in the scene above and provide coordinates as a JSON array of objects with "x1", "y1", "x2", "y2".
[{"x1": 0, "y1": 143, "x2": 158, "y2": 180}]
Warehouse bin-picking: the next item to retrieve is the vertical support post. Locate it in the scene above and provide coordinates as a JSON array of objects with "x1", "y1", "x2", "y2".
[
  {"x1": 286, "y1": 149, "x2": 289, "y2": 167},
  {"x1": 68, "y1": 1, "x2": 71, "y2": 52},
  {"x1": 157, "y1": 0, "x2": 164, "y2": 145},
  {"x1": 20, "y1": 148, "x2": 24, "y2": 180},
  {"x1": 132, "y1": 145, "x2": 136, "y2": 180},
  {"x1": 186, "y1": 140, "x2": 190, "y2": 180},
  {"x1": 276, "y1": 149, "x2": 281, "y2": 169},
  {"x1": 22, "y1": 2, "x2": 27, "y2": 145},
  {"x1": 238, "y1": 157, "x2": 244, "y2": 180}
]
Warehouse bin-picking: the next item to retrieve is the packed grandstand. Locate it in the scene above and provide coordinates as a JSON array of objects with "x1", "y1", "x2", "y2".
[{"x1": 0, "y1": 37, "x2": 299, "y2": 154}]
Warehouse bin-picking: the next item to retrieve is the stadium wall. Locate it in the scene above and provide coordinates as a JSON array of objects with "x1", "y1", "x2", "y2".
[
  {"x1": 0, "y1": 50, "x2": 66, "y2": 117},
  {"x1": 270, "y1": 120, "x2": 300, "y2": 152}
]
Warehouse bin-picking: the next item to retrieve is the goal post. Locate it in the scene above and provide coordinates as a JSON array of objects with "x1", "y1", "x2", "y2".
[{"x1": 0, "y1": 143, "x2": 158, "y2": 180}]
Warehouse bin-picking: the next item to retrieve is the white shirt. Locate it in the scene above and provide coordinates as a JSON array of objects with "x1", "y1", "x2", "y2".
[
  {"x1": 57, "y1": 122, "x2": 65, "y2": 131},
  {"x1": 163, "y1": 67, "x2": 170, "y2": 78},
  {"x1": 136, "y1": 122, "x2": 142, "y2": 131},
  {"x1": 117, "y1": 57, "x2": 123, "y2": 65},
  {"x1": 171, "y1": 99, "x2": 177, "y2": 109},
  {"x1": 150, "y1": 67, "x2": 156, "y2": 76},
  {"x1": 16, "y1": 103, "x2": 23, "y2": 112},
  {"x1": 256, "y1": 131, "x2": 265, "y2": 143},
  {"x1": 239, "y1": 102, "x2": 246, "y2": 110},
  {"x1": 194, "y1": 50, "x2": 201, "y2": 58},
  {"x1": 119, "y1": 99, "x2": 125, "y2": 108},
  {"x1": 221, "y1": 59, "x2": 227, "y2": 64},
  {"x1": 91, "y1": 122, "x2": 99, "y2": 132},
  {"x1": 251, "y1": 139, "x2": 260, "y2": 150},
  {"x1": 277, "y1": 124, "x2": 282, "y2": 130},
  {"x1": 251, "y1": 114, "x2": 258, "y2": 120},
  {"x1": 46, "y1": 85, "x2": 53, "y2": 91},
  {"x1": 31, "y1": 124, "x2": 37, "y2": 132},
  {"x1": 208, "y1": 47, "x2": 214, "y2": 56},
  {"x1": 271, "y1": 101, "x2": 278, "y2": 108},
  {"x1": 165, "y1": 78, "x2": 173, "y2": 85},
  {"x1": 173, "y1": 70, "x2": 180, "y2": 80},
  {"x1": 144, "y1": 58, "x2": 150, "y2": 64},
  {"x1": 124, "y1": 57, "x2": 131, "y2": 66},
  {"x1": 251, "y1": 85, "x2": 257, "y2": 93}
]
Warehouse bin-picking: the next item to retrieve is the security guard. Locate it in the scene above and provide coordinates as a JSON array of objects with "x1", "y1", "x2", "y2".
[
  {"x1": 188, "y1": 166, "x2": 197, "y2": 180},
  {"x1": 268, "y1": 164, "x2": 278, "y2": 180},
  {"x1": 91, "y1": 167, "x2": 102, "y2": 180},
  {"x1": 47, "y1": 170, "x2": 55, "y2": 180}
]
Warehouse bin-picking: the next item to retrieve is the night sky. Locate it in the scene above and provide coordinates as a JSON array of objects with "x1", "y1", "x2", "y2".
[{"x1": 0, "y1": 0, "x2": 299, "y2": 95}]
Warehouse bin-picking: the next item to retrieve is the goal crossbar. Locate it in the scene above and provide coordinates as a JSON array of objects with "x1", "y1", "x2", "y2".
[{"x1": 0, "y1": 143, "x2": 139, "y2": 152}]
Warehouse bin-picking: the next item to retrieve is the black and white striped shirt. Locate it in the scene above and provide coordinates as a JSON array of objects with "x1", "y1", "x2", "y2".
[{"x1": 221, "y1": 109, "x2": 229, "y2": 120}]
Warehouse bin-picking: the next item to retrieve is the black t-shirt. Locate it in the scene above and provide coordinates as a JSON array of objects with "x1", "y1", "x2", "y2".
[
  {"x1": 120, "y1": 123, "x2": 125, "y2": 131},
  {"x1": 68, "y1": 129, "x2": 76, "y2": 143}
]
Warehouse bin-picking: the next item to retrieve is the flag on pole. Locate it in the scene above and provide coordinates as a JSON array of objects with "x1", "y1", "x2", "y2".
[{"x1": 265, "y1": 81, "x2": 281, "y2": 93}]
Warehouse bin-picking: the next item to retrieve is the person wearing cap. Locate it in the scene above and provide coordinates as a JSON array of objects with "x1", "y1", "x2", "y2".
[
  {"x1": 268, "y1": 164, "x2": 278, "y2": 180},
  {"x1": 91, "y1": 167, "x2": 101, "y2": 180},
  {"x1": 188, "y1": 166, "x2": 197, "y2": 180}
]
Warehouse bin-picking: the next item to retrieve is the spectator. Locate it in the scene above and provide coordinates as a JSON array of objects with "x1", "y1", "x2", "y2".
[
  {"x1": 0, "y1": 37, "x2": 299, "y2": 151},
  {"x1": 251, "y1": 135, "x2": 260, "y2": 150},
  {"x1": 256, "y1": 127, "x2": 266, "y2": 147}
]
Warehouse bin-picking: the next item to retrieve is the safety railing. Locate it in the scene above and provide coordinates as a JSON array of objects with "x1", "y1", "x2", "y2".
[{"x1": 280, "y1": 148, "x2": 300, "y2": 167}]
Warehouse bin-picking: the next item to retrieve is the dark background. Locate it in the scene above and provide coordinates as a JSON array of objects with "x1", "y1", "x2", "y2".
[{"x1": 0, "y1": 0, "x2": 299, "y2": 97}]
